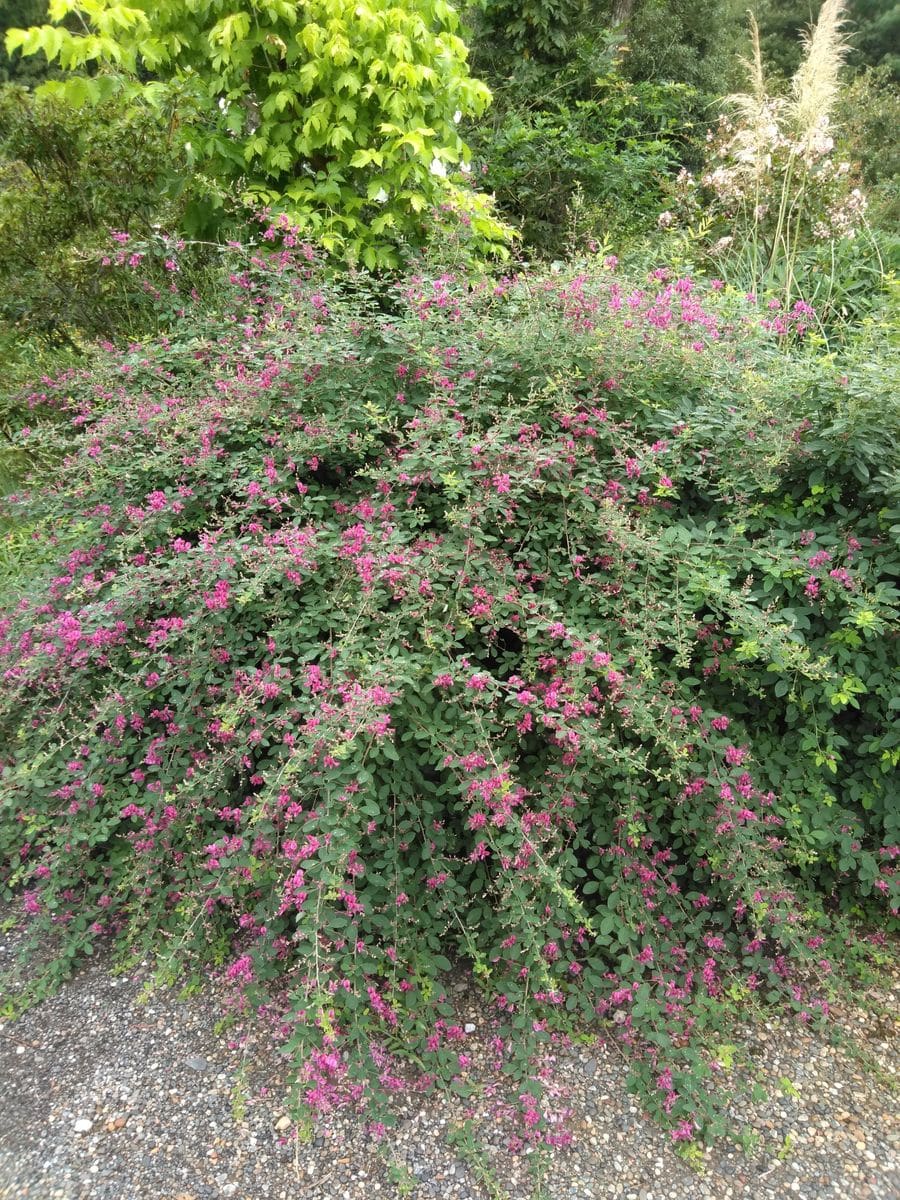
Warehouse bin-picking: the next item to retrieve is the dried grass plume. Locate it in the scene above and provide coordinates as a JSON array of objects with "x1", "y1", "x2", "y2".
[
  {"x1": 789, "y1": 0, "x2": 852, "y2": 143},
  {"x1": 723, "y1": 11, "x2": 781, "y2": 178}
]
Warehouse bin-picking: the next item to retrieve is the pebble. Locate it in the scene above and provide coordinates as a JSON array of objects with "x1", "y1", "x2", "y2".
[{"x1": 0, "y1": 911, "x2": 897, "y2": 1200}]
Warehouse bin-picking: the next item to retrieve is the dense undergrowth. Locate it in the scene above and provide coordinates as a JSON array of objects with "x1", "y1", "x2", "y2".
[{"x1": 0, "y1": 236, "x2": 897, "y2": 1144}]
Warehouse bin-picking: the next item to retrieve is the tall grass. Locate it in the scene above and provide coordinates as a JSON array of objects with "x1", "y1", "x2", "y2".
[{"x1": 705, "y1": 0, "x2": 877, "y2": 313}]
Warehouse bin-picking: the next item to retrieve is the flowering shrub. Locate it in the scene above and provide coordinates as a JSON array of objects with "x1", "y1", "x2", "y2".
[
  {"x1": 701, "y1": 110, "x2": 867, "y2": 241},
  {"x1": 1, "y1": 239, "x2": 897, "y2": 1144}
]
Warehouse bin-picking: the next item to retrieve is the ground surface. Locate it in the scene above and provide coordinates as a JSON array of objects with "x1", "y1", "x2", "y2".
[{"x1": 0, "y1": 923, "x2": 897, "y2": 1200}]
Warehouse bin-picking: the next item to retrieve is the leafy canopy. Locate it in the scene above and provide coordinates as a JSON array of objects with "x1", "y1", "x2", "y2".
[{"x1": 4, "y1": 0, "x2": 500, "y2": 267}]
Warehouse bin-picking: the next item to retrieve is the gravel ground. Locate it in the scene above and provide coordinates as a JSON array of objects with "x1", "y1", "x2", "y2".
[{"x1": 0, "y1": 922, "x2": 897, "y2": 1200}]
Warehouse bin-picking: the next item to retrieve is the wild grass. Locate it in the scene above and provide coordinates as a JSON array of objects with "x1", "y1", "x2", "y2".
[{"x1": 709, "y1": 0, "x2": 874, "y2": 313}]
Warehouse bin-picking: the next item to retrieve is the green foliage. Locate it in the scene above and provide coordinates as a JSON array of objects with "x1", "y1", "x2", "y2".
[
  {"x1": 0, "y1": 327, "x2": 77, "y2": 511},
  {"x1": 837, "y1": 65, "x2": 900, "y2": 226},
  {"x1": 465, "y1": 38, "x2": 703, "y2": 256},
  {"x1": 757, "y1": 0, "x2": 900, "y2": 80},
  {"x1": 471, "y1": 0, "x2": 597, "y2": 63},
  {"x1": 609, "y1": 0, "x2": 745, "y2": 92},
  {"x1": 0, "y1": 0, "x2": 51, "y2": 84},
  {"x1": 0, "y1": 82, "x2": 217, "y2": 338},
  {"x1": 464, "y1": 0, "x2": 745, "y2": 257},
  {"x1": 848, "y1": 0, "x2": 900, "y2": 77},
  {"x1": 470, "y1": 0, "x2": 744, "y2": 91},
  {"x1": 5, "y1": 0, "x2": 504, "y2": 267},
  {"x1": 0, "y1": 247, "x2": 896, "y2": 1143}
]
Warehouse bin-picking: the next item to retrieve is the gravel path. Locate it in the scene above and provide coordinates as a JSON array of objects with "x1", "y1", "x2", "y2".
[{"x1": 0, "y1": 925, "x2": 897, "y2": 1200}]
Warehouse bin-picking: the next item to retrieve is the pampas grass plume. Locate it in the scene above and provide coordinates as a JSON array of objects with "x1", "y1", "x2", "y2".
[{"x1": 789, "y1": 0, "x2": 852, "y2": 141}]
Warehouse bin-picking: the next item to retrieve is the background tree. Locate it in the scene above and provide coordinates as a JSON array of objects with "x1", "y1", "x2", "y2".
[
  {"x1": 604, "y1": 0, "x2": 746, "y2": 92},
  {"x1": 756, "y1": 0, "x2": 899, "y2": 78},
  {"x1": 465, "y1": 0, "x2": 745, "y2": 256},
  {"x1": 5, "y1": 0, "x2": 502, "y2": 268},
  {"x1": 0, "y1": 0, "x2": 50, "y2": 83}
]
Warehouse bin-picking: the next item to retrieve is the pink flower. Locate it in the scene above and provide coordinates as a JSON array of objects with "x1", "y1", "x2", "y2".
[
  {"x1": 204, "y1": 580, "x2": 230, "y2": 611},
  {"x1": 226, "y1": 955, "x2": 254, "y2": 983},
  {"x1": 670, "y1": 1120, "x2": 695, "y2": 1142}
]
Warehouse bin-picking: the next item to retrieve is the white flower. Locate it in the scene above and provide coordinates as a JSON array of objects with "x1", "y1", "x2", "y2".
[
  {"x1": 429, "y1": 157, "x2": 447, "y2": 178},
  {"x1": 373, "y1": 187, "x2": 388, "y2": 203},
  {"x1": 453, "y1": 110, "x2": 462, "y2": 124}
]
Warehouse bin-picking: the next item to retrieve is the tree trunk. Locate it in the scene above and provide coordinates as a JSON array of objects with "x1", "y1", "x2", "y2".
[{"x1": 611, "y1": 0, "x2": 635, "y2": 30}]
